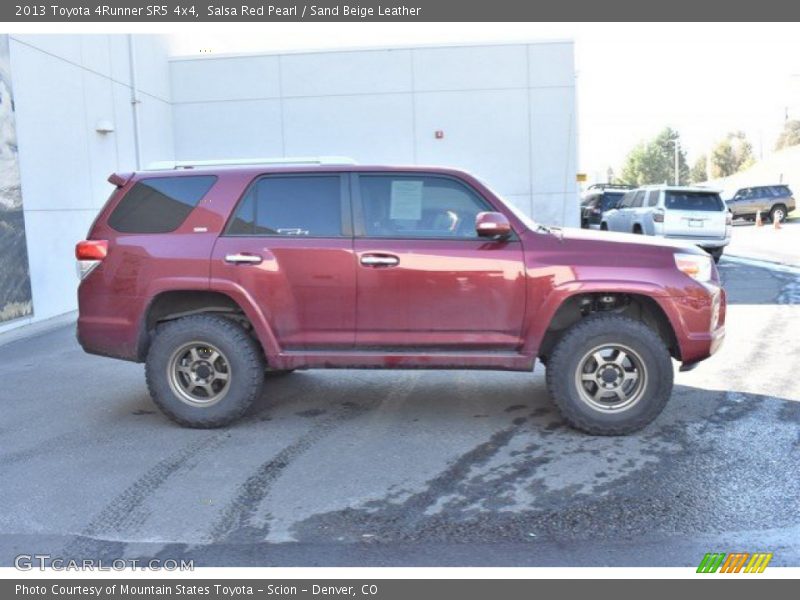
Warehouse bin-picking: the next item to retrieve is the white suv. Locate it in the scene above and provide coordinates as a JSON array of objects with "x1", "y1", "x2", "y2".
[{"x1": 601, "y1": 185, "x2": 732, "y2": 262}]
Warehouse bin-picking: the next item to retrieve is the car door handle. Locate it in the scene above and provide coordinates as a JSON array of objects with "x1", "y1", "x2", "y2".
[
  {"x1": 360, "y1": 254, "x2": 400, "y2": 267},
  {"x1": 225, "y1": 253, "x2": 263, "y2": 264}
]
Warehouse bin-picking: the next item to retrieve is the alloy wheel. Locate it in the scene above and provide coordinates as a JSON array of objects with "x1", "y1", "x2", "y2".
[
  {"x1": 574, "y1": 343, "x2": 647, "y2": 412},
  {"x1": 167, "y1": 342, "x2": 231, "y2": 407}
]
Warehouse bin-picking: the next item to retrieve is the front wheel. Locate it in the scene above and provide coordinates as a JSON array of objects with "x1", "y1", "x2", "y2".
[
  {"x1": 145, "y1": 315, "x2": 265, "y2": 428},
  {"x1": 545, "y1": 315, "x2": 673, "y2": 435}
]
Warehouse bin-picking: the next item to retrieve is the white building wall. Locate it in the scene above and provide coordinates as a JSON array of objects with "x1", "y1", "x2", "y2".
[
  {"x1": 1, "y1": 34, "x2": 174, "y2": 334},
  {"x1": 170, "y1": 42, "x2": 578, "y2": 226},
  {"x1": 1, "y1": 38, "x2": 577, "y2": 335}
]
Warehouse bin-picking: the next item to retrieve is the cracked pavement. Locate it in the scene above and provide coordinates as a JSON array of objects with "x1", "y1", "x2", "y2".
[{"x1": 1, "y1": 259, "x2": 799, "y2": 566}]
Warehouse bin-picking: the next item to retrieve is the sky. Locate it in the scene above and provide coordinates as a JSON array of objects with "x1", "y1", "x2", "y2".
[{"x1": 169, "y1": 23, "x2": 800, "y2": 181}]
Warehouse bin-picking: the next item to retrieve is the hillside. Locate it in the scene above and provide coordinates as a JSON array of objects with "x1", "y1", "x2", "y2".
[{"x1": 706, "y1": 144, "x2": 800, "y2": 199}]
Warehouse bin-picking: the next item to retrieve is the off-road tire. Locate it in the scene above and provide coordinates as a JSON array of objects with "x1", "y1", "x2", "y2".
[
  {"x1": 145, "y1": 315, "x2": 264, "y2": 428},
  {"x1": 545, "y1": 314, "x2": 673, "y2": 435}
]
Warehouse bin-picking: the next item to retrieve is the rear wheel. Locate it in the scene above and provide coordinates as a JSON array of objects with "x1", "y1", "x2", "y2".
[
  {"x1": 545, "y1": 315, "x2": 673, "y2": 435},
  {"x1": 600, "y1": 223, "x2": 608, "y2": 231},
  {"x1": 769, "y1": 204, "x2": 787, "y2": 223},
  {"x1": 145, "y1": 315, "x2": 264, "y2": 428}
]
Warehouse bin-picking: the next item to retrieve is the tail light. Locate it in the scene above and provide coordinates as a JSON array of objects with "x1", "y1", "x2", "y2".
[
  {"x1": 653, "y1": 208, "x2": 665, "y2": 223},
  {"x1": 75, "y1": 240, "x2": 108, "y2": 280},
  {"x1": 76, "y1": 240, "x2": 108, "y2": 260}
]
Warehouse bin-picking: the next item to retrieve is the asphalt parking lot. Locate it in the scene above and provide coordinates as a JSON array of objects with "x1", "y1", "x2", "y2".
[
  {"x1": 1, "y1": 259, "x2": 799, "y2": 567},
  {"x1": 727, "y1": 219, "x2": 800, "y2": 267}
]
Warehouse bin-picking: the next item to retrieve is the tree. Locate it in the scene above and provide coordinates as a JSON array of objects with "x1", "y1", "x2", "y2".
[
  {"x1": 709, "y1": 131, "x2": 754, "y2": 179},
  {"x1": 775, "y1": 119, "x2": 800, "y2": 151},
  {"x1": 689, "y1": 154, "x2": 708, "y2": 184},
  {"x1": 619, "y1": 127, "x2": 689, "y2": 186}
]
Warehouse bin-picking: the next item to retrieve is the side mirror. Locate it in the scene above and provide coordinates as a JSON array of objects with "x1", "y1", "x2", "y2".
[{"x1": 475, "y1": 211, "x2": 512, "y2": 238}]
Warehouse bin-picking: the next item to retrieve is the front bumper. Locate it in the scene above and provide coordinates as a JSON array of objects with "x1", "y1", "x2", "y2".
[{"x1": 659, "y1": 283, "x2": 726, "y2": 366}]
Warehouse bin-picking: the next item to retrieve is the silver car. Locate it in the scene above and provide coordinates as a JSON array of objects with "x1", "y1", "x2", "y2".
[
  {"x1": 725, "y1": 185, "x2": 795, "y2": 223},
  {"x1": 601, "y1": 185, "x2": 732, "y2": 263}
]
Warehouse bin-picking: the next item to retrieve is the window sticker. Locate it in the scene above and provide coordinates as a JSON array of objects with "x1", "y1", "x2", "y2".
[{"x1": 390, "y1": 180, "x2": 424, "y2": 220}]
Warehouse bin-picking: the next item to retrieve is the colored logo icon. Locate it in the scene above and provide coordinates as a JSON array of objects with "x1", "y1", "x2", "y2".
[{"x1": 697, "y1": 552, "x2": 772, "y2": 573}]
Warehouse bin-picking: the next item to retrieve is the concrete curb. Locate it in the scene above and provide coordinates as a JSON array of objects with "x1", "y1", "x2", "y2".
[
  {"x1": 723, "y1": 254, "x2": 800, "y2": 276},
  {"x1": 0, "y1": 311, "x2": 77, "y2": 348}
]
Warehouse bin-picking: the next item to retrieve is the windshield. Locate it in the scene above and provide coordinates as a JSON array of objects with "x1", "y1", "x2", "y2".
[
  {"x1": 602, "y1": 192, "x2": 624, "y2": 209},
  {"x1": 498, "y1": 194, "x2": 542, "y2": 231},
  {"x1": 665, "y1": 191, "x2": 723, "y2": 212},
  {"x1": 476, "y1": 177, "x2": 543, "y2": 231}
]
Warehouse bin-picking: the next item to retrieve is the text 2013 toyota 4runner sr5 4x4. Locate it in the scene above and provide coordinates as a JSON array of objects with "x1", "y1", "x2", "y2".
[{"x1": 76, "y1": 161, "x2": 726, "y2": 435}]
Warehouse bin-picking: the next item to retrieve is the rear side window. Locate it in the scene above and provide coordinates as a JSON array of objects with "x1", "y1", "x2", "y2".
[
  {"x1": 108, "y1": 176, "x2": 216, "y2": 233},
  {"x1": 772, "y1": 185, "x2": 791, "y2": 197},
  {"x1": 357, "y1": 175, "x2": 491, "y2": 239},
  {"x1": 753, "y1": 186, "x2": 771, "y2": 198},
  {"x1": 227, "y1": 176, "x2": 343, "y2": 237},
  {"x1": 665, "y1": 191, "x2": 724, "y2": 212},
  {"x1": 647, "y1": 190, "x2": 660, "y2": 207}
]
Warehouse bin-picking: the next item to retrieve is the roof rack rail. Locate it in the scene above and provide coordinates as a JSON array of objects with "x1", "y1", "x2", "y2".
[
  {"x1": 145, "y1": 156, "x2": 358, "y2": 170},
  {"x1": 586, "y1": 183, "x2": 637, "y2": 191}
]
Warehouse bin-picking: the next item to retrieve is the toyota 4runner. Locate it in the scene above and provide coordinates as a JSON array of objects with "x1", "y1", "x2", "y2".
[
  {"x1": 601, "y1": 185, "x2": 732, "y2": 263},
  {"x1": 76, "y1": 161, "x2": 726, "y2": 435},
  {"x1": 725, "y1": 184, "x2": 795, "y2": 223}
]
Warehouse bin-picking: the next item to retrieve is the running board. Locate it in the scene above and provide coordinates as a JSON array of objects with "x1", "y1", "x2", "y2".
[{"x1": 275, "y1": 350, "x2": 534, "y2": 372}]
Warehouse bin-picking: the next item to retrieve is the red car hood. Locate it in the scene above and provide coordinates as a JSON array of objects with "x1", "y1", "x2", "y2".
[{"x1": 554, "y1": 226, "x2": 706, "y2": 254}]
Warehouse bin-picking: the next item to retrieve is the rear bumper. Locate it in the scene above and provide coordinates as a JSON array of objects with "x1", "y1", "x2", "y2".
[
  {"x1": 77, "y1": 285, "x2": 146, "y2": 362},
  {"x1": 663, "y1": 235, "x2": 730, "y2": 249}
]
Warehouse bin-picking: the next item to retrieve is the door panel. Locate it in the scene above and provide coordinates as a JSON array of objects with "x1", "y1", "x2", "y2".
[
  {"x1": 211, "y1": 173, "x2": 356, "y2": 350},
  {"x1": 212, "y1": 238, "x2": 356, "y2": 348},
  {"x1": 352, "y1": 173, "x2": 527, "y2": 349},
  {"x1": 754, "y1": 190, "x2": 771, "y2": 214},
  {"x1": 727, "y1": 195, "x2": 744, "y2": 217},
  {"x1": 354, "y1": 239, "x2": 526, "y2": 349},
  {"x1": 734, "y1": 188, "x2": 759, "y2": 217}
]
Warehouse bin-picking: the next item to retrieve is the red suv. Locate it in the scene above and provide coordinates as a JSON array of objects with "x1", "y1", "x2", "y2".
[{"x1": 76, "y1": 161, "x2": 726, "y2": 435}]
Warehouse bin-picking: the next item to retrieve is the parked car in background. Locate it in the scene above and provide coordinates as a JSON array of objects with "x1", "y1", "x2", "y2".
[
  {"x1": 580, "y1": 184, "x2": 635, "y2": 229},
  {"x1": 75, "y1": 160, "x2": 725, "y2": 435},
  {"x1": 601, "y1": 185, "x2": 732, "y2": 262},
  {"x1": 725, "y1": 185, "x2": 795, "y2": 223}
]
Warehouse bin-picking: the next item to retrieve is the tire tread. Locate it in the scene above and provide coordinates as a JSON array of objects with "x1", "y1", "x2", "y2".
[
  {"x1": 545, "y1": 314, "x2": 673, "y2": 435},
  {"x1": 145, "y1": 314, "x2": 264, "y2": 428}
]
